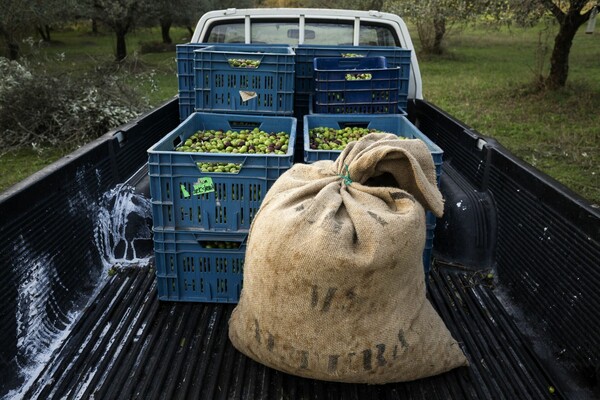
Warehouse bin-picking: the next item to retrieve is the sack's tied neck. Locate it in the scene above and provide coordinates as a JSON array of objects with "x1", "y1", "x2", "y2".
[{"x1": 338, "y1": 164, "x2": 353, "y2": 186}]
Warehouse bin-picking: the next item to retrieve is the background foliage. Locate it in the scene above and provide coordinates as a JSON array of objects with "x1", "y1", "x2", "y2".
[{"x1": 0, "y1": 2, "x2": 598, "y2": 204}]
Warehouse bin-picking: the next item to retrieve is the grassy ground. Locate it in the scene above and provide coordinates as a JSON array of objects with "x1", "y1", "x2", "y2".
[
  {"x1": 1, "y1": 22, "x2": 598, "y2": 205},
  {"x1": 418, "y1": 23, "x2": 599, "y2": 204},
  {"x1": 0, "y1": 148, "x2": 66, "y2": 192}
]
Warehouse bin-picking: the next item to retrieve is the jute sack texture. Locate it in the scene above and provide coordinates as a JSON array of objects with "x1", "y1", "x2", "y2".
[{"x1": 229, "y1": 133, "x2": 468, "y2": 383}]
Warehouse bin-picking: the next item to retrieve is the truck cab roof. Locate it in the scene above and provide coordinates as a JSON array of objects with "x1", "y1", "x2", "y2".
[{"x1": 191, "y1": 8, "x2": 423, "y2": 99}]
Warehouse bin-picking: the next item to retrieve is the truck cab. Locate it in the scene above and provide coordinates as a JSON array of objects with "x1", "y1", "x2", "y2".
[{"x1": 190, "y1": 8, "x2": 423, "y2": 99}]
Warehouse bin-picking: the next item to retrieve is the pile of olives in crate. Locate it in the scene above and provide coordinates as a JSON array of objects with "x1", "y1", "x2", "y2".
[
  {"x1": 345, "y1": 73, "x2": 372, "y2": 81},
  {"x1": 309, "y1": 126, "x2": 405, "y2": 150},
  {"x1": 176, "y1": 128, "x2": 290, "y2": 155},
  {"x1": 228, "y1": 58, "x2": 261, "y2": 68},
  {"x1": 196, "y1": 162, "x2": 242, "y2": 173}
]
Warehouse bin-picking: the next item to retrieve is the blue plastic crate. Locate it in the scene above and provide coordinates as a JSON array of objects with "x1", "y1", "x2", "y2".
[
  {"x1": 148, "y1": 112, "x2": 297, "y2": 231},
  {"x1": 193, "y1": 45, "x2": 295, "y2": 115},
  {"x1": 177, "y1": 43, "x2": 213, "y2": 120},
  {"x1": 154, "y1": 229, "x2": 247, "y2": 302},
  {"x1": 313, "y1": 57, "x2": 405, "y2": 114},
  {"x1": 303, "y1": 114, "x2": 442, "y2": 178},
  {"x1": 293, "y1": 45, "x2": 411, "y2": 97},
  {"x1": 307, "y1": 94, "x2": 407, "y2": 117},
  {"x1": 303, "y1": 114, "x2": 443, "y2": 275}
]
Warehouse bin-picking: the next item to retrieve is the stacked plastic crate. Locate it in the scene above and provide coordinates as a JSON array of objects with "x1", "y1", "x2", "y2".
[
  {"x1": 176, "y1": 44, "x2": 295, "y2": 121},
  {"x1": 149, "y1": 45, "x2": 296, "y2": 302},
  {"x1": 297, "y1": 47, "x2": 443, "y2": 275},
  {"x1": 292, "y1": 45, "x2": 412, "y2": 118},
  {"x1": 291, "y1": 45, "x2": 412, "y2": 167}
]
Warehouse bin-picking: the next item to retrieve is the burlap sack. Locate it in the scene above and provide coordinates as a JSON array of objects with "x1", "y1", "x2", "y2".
[{"x1": 229, "y1": 133, "x2": 468, "y2": 383}]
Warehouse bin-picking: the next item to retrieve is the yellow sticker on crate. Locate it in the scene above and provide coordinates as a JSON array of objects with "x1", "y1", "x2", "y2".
[{"x1": 193, "y1": 177, "x2": 215, "y2": 195}]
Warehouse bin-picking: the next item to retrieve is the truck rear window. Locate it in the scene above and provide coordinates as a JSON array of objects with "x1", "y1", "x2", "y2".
[{"x1": 204, "y1": 20, "x2": 398, "y2": 46}]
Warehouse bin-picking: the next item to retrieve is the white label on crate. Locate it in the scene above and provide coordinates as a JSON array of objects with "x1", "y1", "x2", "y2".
[{"x1": 240, "y1": 91, "x2": 257, "y2": 102}]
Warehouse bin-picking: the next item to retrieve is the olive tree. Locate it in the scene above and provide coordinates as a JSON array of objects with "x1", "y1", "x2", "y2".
[
  {"x1": 522, "y1": 0, "x2": 599, "y2": 88},
  {"x1": 0, "y1": 0, "x2": 77, "y2": 57},
  {"x1": 29, "y1": 0, "x2": 78, "y2": 42},
  {"x1": 0, "y1": 0, "x2": 34, "y2": 59},
  {"x1": 148, "y1": 0, "x2": 255, "y2": 43},
  {"x1": 386, "y1": 0, "x2": 507, "y2": 54},
  {"x1": 81, "y1": 0, "x2": 154, "y2": 62}
]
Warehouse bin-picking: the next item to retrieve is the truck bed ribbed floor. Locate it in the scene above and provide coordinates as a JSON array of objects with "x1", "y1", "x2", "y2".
[{"x1": 22, "y1": 264, "x2": 563, "y2": 399}]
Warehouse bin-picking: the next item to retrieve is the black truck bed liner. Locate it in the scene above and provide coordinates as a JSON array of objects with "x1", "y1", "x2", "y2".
[
  {"x1": 3, "y1": 99, "x2": 598, "y2": 399},
  {"x1": 22, "y1": 263, "x2": 562, "y2": 400}
]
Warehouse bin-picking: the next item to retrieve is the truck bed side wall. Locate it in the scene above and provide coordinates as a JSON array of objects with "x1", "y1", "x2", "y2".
[
  {"x1": 412, "y1": 99, "x2": 600, "y2": 386},
  {"x1": 0, "y1": 99, "x2": 179, "y2": 395}
]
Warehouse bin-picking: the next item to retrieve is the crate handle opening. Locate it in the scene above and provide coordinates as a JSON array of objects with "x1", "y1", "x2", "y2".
[
  {"x1": 340, "y1": 52, "x2": 365, "y2": 58},
  {"x1": 195, "y1": 158, "x2": 246, "y2": 174},
  {"x1": 336, "y1": 58, "x2": 364, "y2": 67},
  {"x1": 345, "y1": 73, "x2": 372, "y2": 81},
  {"x1": 228, "y1": 120, "x2": 262, "y2": 130},
  {"x1": 198, "y1": 240, "x2": 243, "y2": 250},
  {"x1": 338, "y1": 122, "x2": 370, "y2": 129},
  {"x1": 173, "y1": 136, "x2": 182, "y2": 149},
  {"x1": 227, "y1": 58, "x2": 262, "y2": 69}
]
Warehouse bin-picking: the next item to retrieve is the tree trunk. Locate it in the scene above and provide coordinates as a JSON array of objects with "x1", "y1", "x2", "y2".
[
  {"x1": 1, "y1": 28, "x2": 20, "y2": 59},
  {"x1": 37, "y1": 25, "x2": 51, "y2": 42},
  {"x1": 546, "y1": 16, "x2": 579, "y2": 88},
  {"x1": 160, "y1": 19, "x2": 172, "y2": 44},
  {"x1": 187, "y1": 26, "x2": 194, "y2": 37},
  {"x1": 116, "y1": 30, "x2": 127, "y2": 62},
  {"x1": 366, "y1": 0, "x2": 384, "y2": 10},
  {"x1": 8, "y1": 41, "x2": 19, "y2": 60},
  {"x1": 432, "y1": 15, "x2": 446, "y2": 55},
  {"x1": 541, "y1": 1, "x2": 594, "y2": 89}
]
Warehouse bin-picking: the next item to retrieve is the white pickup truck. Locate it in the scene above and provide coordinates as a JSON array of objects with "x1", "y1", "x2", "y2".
[{"x1": 1, "y1": 8, "x2": 599, "y2": 400}]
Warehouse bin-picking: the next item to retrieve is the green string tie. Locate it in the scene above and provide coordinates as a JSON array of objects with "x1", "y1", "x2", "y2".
[{"x1": 338, "y1": 164, "x2": 353, "y2": 186}]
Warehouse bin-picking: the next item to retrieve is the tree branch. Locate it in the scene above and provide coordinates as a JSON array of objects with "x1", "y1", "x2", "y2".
[
  {"x1": 583, "y1": 2, "x2": 600, "y2": 18},
  {"x1": 539, "y1": 0, "x2": 566, "y2": 22}
]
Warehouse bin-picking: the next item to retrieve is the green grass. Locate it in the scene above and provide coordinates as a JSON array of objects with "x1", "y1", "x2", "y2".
[
  {"x1": 34, "y1": 26, "x2": 187, "y2": 105},
  {"x1": 418, "y1": 24, "x2": 600, "y2": 205},
  {"x1": 0, "y1": 148, "x2": 67, "y2": 192},
  {"x1": 1, "y1": 23, "x2": 598, "y2": 205}
]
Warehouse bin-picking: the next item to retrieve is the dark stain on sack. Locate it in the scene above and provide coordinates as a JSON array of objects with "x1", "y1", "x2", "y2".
[
  {"x1": 390, "y1": 191, "x2": 415, "y2": 201},
  {"x1": 311, "y1": 285, "x2": 338, "y2": 312},
  {"x1": 398, "y1": 329, "x2": 409, "y2": 348},
  {"x1": 367, "y1": 211, "x2": 388, "y2": 226},
  {"x1": 328, "y1": 355, "x2": 340, "y2": 373},
  {"x1": 267, "y1": 333, "x2": 275, "y2": 351},
  {"x1": 311, "y1": 285, "x2": 319, "y2": 308},
  {"x1": 321, "y1": 287, "x2": 337, "y2": 312},
  {"x1": 300, "y1": 351, "x2": 309, "y2": 369},
  {"x1": 376, "y1": 344, "x2": 387, "y2": 366},
  {"x1": 362, "y1": 349, "x2": 373, "y2": 370},
  {"x1": 254, "y1": 319, "x2": 261, "y2": 344},
  {"x1": 324, "y1": 210, "x2": 343, "y2": 234}
]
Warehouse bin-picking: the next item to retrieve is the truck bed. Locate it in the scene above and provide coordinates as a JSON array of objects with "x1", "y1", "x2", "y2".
[
  {"x1": 19, "y1": 261, "x2": 560, "y2": 400},
  {"x1": 2, "y1": 98, "x2": 598, "y2": 399}
]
